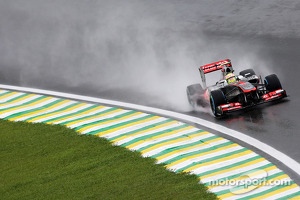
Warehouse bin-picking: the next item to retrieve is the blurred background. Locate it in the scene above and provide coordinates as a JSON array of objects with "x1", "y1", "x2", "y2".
[{"x1": 0, "y1": 0, "x2": 299, "y2": 110}]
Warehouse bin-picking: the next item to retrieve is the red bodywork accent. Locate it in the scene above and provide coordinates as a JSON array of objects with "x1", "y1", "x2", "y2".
[
  {"x1": 262, "y1": 89, "x2": 286, "y2": 101},
  {"x1": 200, "y1": 59, "x2": 231, "y2": 74},
  {"x1": 235, "y1": 81, "x2": 257, "y2": 93},
  {"x1": 220, "y1": 102, "x2": 242, "y2": 112}
]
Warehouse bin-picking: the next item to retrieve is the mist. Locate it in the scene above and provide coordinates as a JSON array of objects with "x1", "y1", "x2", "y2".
[{"x1": 0, "y1": 0, "x2": 299, "y2": 111}]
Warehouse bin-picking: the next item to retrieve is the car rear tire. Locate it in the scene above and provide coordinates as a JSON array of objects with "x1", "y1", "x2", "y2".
[
  {"x1": 187, "y1": 84, "x2": 204, "y2": 107},
  {"x1": 210, "y1": 89, "x2": 226, "y2": 117},
  {"x1": 264, "y1": 74, "x2": 282, "y2": 92}
]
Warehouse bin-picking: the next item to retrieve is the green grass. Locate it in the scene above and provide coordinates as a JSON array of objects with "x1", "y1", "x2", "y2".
[{"x1": 0, "y1": 119, "x2": 217, "y2": 200}]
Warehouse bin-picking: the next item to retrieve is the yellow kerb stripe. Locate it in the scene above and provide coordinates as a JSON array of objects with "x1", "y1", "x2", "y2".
[
  {"x1": 112, "y1": 120, "x2": 179, "y2": 143},
  {"x1": 217, "y1": 166, "x2": 282, "y2": 199},
  {"x1": 126, "y1": 127, "x2": 202, "y2": 150},
  {"x1": 207, "y1": 165, "x2": 278, "y2": 190},
  {"x1": 77, "y1": 111, "x2": 142, "y2": 133},
  {"x1": 65, "y1": 108, "x2": 123, "y2": 127},
  {"x1": 156, "y1": 137, "x2": 225, "y2": 162},
  {"x1": 28, "y1": 102, "x2": 85, "y2": 123},
  {"x1": 2, "y1": 96, "x2": 54, "y2": 113},
  {"x1": 128, "y1": 125, "x2": 192, "y2": 150},
  {"x1": 46, "y1": 105, "x2": 106, "y2": 124},
  {"x1": 211, "y1": 167, "x2": 274, "y2": 196},
  {"x1": 8, "y1": 99, "x2": 72, "y2": 121},
  {"x1": 200, "y1": 157, "x2": 266, "y2": 180},
  {"x1": 140, "y1": 128, "x2": 206, "y2": 154},
  {"x1": 250, "y1": 181, "x2": 296, "y2": 200},
  {"x1": 290, "y1": 194, "x2": 300, "y2": 200},
  {"x1": 0, "y1": 94, "x2": 39, "y2": 107},
  {"x1": 166, "y1": 143, "x2": 240, "y2": 169},
  {"x1": 186, "y1": 149, "x2": 254, "y2": 174},
  {"x1": 96, "y1": 115, "x2": 161, "y2": 137},
  {"x1": 0, "y1": 91, "x2": 21, "y2": 101}
]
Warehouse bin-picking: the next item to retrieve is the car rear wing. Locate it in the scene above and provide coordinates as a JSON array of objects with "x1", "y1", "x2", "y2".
[
  {"x1": 198, "y1": 59, "x2": 232, "y2": 88},
  {"x1": 200, "y1": 59, "x2": 232, "y2": 74}
]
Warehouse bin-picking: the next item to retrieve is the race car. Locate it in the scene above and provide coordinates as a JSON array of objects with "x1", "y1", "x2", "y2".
[{"x1": 186, "y1": 59, "x2": 287, "y2": 117}]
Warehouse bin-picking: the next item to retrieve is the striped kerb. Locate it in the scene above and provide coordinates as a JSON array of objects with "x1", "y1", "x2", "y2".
[{"x1": 0, "y1": 89, "x2": 299, "y2": 200}]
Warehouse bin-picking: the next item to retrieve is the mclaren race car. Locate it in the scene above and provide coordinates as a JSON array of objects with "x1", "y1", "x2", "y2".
[{"x1": 187, "y1": 59, "x2": 287, "y2": 117}]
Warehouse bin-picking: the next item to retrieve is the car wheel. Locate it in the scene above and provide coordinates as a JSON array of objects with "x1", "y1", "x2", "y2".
[
  {"x1": 210, "y1": 89, "x2": 226, "y2": 117},
  {"x1": 264, "y1": 74, "x2": 282, "y2": 92}
]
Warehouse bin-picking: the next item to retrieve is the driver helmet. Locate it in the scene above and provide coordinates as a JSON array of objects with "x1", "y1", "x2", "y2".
[
  {"x1": 221, "y1": 64, "x2": 234, "y2": 75},
  {"x1": 225, "y1": 73, "x2": 237, "y2": 84}
]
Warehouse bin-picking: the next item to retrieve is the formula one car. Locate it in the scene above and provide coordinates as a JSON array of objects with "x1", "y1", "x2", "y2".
[{"x1": 187, "y1": 59, "x2": 287, "y2": 117}]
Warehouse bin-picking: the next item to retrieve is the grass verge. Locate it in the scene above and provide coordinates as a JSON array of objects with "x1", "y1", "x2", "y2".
[{"x1": 0, "y1": 119, "x2": 217, "y2": 200}]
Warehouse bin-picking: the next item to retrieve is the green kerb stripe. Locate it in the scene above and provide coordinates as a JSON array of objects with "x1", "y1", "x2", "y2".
[
  {"x1": 4, "y1": 99, "x2": 64, "y2": 120},
  {"x1": 86, "y1": 114, "x2": 156, "y2": 135},
  {"x1": 277, "y1": 190, "x2": 300, "y2": 200},
  {"x1": 177, "y1": 148, "x2": 248, "y2": 173},
  {"x1": 237, "y1": 182, "x2": 294, "y2": 200},
  {"x1": 213, "y1": 171, "x2": 285, "y2": 196},
  {"x1": 4, "y1": 99, "x2": 66, "y2": 120},
  {"x1": 74, "y1": 110, "x2": 137, "y2": 130},
  {"x1": 121, "y1": 124, "x2": 192, "y2": 148},
  {"x1": 197, "y1": 155, "x2": 262, "y2": 177},
  {"x1": 109, "y1": 119, "x2": 174, "y2": 141},
  {"x1": 207, "y1": 163, "x2": 277, "y2": 193},
  {"x1": 152, "y1": 135, "x2": 220, "y2": 159},
  {"x1": 134, "y1": 126, "x2": 201, "y2": 152},
  {"x1": 59, "y1": 107, "x2": 118, "y2": 125},
  {"x1": 25, "y1": 102, "x2": 85, "y2": 122},
  {"x1": 0, "y1": 95, "x2": 47, "y2": 111},
  {"x1": 0, "y1": 93, "x2": 29, "y2": 103},
  {"x1": 163, "y1": 141, "x2": 236, "y2": 165},
  {"x1": 43, "y1": 104, "x2": 100, "y2": 123},
  {"x1": 238, "y1": 175, "x2": 294, "y2": 200},
  {"x1": 0, "y1": 91, "x2": 12, "y2": 97}
]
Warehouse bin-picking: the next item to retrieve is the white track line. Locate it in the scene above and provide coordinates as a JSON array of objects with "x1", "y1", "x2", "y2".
[
  {"x1": 0, "y1": 94, "x2": 43, "y2": 109},
  {"x1": 132, "y1": 127, "x2": 198, "y2": 151},
  {"x1": 114, "y1": 121, "x2": 182, "y2": 146},
  {"x1": 0, "y1": 97, "x2": 58, "y2": 118},
  {"x1": 167, "y1": 145, "x2": 244, "y2": 172},
  {"x1": 103, "y1": 117, "x2": 167, "y2": 139},
  {"x1": 67, "y1": 109, "x2": 130, "y2": 129},
  {"x1": 0, "y1": 90, "x2": 8, "y2": 94},
  {"x1": 80, "y1": 113, "x2": 150, "y2": 134},
  {"x1": 0, "y1": 84, "x2": 299, "y2": 177},
  {"x1": 156, "y1": 138, "x2": 230, "y2": 164},
  {"x1": 201, "y1": 160, "x2": 271, "y2": 184},
  {"x1": 263, "y1": 187, "x2": 300, "y2": 200},
  {"x1": 52, "y1": 106, "x2": 112, "y2": 124},
  {"x1": 141, "y1": 133, "x2": 215, "y2": 155},
  {"x1": 192, "y1": 152, "x2": 258, "y2": 175},
  {"x1": 0, "y1": 92, "x2": 25, "y2": 103}
]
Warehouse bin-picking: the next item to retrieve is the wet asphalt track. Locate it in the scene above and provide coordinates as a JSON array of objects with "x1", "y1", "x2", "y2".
[{"x1": 0, "y1": 1, "x2": 300, "y2": 183}]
